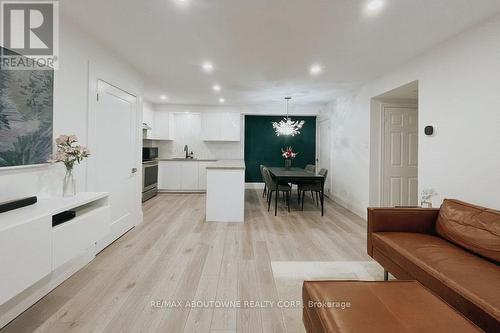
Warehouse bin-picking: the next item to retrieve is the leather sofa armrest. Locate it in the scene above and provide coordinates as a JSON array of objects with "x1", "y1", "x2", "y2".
[{"x1": 367, "y1": 207, "x2": 440, "y2": 257}]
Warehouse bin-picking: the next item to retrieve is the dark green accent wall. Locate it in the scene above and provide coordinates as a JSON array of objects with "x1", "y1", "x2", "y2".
[{"x1": 244, "y1": 115, "x2": 316, "y2": 182}]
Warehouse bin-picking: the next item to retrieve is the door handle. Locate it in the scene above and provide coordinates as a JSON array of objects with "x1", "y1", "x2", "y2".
[{"x1": 131, "y1": 167, "x2": 138, "y2": 174}]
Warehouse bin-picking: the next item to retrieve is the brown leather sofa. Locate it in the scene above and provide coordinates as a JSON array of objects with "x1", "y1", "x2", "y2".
[{"x1": 367, "y1": 199, "x2": 500, "y2": 332}]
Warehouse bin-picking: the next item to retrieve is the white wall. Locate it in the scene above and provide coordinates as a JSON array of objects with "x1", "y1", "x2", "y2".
[
  {"x1": 0, "y1": 18, "x2": 144, "y2": 205},
  {"x1": 150, "y1": 103, "x2": 324, "y2": 160},
  {"x1": 324, "y1": 15, "x2": 500, "y2": 218}
]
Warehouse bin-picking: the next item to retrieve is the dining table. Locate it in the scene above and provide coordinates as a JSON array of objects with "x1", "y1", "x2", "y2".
[{"x1": 267, "y1": 167, "x2": 325, "y2": 216}]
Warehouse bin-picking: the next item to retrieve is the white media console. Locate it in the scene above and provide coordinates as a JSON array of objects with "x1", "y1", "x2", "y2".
[{"x1": 0, "y1": 192, "x2": 111, "y2": 328}]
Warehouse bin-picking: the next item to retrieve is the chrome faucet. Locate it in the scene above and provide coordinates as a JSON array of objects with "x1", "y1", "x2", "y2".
[{"x1": 184, "y1": 145, "x2": 189, "y2": 159}]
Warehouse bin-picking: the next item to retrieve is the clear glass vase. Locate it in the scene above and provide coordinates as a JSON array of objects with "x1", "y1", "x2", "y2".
[
  {"x1": 284, "y1": 159, "x2": 292, "y2": 170},
  {"x1": 63, "y1": 168, "x2": 76, "y2": 197}
]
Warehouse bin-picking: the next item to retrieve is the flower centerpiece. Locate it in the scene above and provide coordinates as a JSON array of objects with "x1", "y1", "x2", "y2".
[
  {"x1": 281, "y1": 146, "x2": 298, "y2": 170},
  {"x1": 50, "y1": 135, "x2": 90, "y2": 197}
]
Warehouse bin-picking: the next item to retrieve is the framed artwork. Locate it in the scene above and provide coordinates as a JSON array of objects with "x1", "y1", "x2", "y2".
[{"x1": 0, "y1": 47, "x2": 54, "y2": 167}]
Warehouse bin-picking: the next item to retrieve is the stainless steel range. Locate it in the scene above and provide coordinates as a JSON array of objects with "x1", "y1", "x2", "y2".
[{"x1": 142, "y1": 148, "x2": 158, "y2": 202}]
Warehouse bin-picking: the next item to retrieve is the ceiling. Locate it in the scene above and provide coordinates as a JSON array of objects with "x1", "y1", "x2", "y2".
[{"x1": 61, "y1": 0, "x2": 500, "y2": 106}]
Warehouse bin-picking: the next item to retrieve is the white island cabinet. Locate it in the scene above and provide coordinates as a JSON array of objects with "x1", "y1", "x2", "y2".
[{"x1": 206, "y1": 160, "x2": 245, "y2": 222}]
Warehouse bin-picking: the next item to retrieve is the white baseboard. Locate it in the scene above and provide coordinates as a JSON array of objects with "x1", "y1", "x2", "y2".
[
  {"x1": 158, "y1": 190, "x2": 206, "y2": 193},
  {"x1": 245, "y1": 182, "x2": 265, "y2": 189},
  {"x1": 331, "y1": 195, "x2": 367, "y2": 220}
]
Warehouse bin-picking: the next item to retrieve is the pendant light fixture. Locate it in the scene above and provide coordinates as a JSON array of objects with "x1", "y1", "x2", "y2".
[{"x1": 272, "y1": 97, "x2": 305, "y2": 136}]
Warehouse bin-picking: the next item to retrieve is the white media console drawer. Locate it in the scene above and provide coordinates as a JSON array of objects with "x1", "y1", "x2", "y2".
[
  {"x1": 52, "y1": 205, "x2": 110, "y2": 270},
  {"x1": 0, "y1": 215, "x2": 51, "y2": 305}
]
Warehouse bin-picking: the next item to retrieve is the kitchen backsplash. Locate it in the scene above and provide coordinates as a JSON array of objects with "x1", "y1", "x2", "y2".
[{"x1": 153, "y1": 140, "x2": 243, "y2": 160}]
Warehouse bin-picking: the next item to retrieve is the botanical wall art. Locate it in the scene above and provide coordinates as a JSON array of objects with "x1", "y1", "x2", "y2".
[{"x1": 0, "y1": 47, "x2": 54, "y2": 167}]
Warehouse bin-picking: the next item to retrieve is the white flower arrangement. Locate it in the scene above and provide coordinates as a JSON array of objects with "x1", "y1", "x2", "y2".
[
  {"x1": 49, "y1": 134, "x2": 90, "y2": 171},
  {"x1": 421, "y1": 188, "x2": 438, "y2": 208}
]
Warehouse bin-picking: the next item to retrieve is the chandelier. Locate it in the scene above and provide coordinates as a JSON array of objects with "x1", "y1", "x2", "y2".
[{"x1": 272, "y1": 97, "x2": 305, "y2": 136}]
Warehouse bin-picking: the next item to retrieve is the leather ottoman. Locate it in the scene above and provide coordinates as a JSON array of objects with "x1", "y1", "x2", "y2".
[{"x1": 302, "y1": 280, "x2": 483, "y2": 333}]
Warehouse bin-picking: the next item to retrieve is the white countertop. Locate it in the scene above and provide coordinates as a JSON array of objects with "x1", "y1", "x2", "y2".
[
  {"x1": 158, "y1": 158, "x2": 218, "y2": 162},
  {"x1": 206, "y1": 159, "x2": 246, "y2": 170}
]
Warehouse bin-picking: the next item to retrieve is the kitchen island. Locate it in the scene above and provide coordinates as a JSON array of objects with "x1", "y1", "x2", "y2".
[{"x1": 206, "y1": 160, "x2": 246, "y2": 222}]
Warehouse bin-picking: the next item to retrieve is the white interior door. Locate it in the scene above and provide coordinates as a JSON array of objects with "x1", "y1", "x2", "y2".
[
  {"x1": 382, "y1": 105, "x2": 418, "y2": 206},
  {"x1": 93, "y1": 80, "x2": 137, "y2": 247},
  {"x1": 318, "y1": 120, "x2": 331, "y2": 196}
]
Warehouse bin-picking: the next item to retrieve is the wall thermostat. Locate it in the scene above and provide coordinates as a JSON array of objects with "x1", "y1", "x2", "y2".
[{"x1": 424, "y1": 125, "x2": 435, "y2": 136}]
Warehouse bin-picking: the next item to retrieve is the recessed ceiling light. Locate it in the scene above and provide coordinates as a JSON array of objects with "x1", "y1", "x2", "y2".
[
  {"x1": 219, "y1": 98, "x2": 225, "y2": 103},
  {"x1": 212, "y1": 84, "x2": 221, "y2": 92},
  {"x1": 202, "y1": 61, "x2": 214, "y2": 73},
  {"x1": 366, "y1": 0, "x2": 384, "y2": 12},
  {"x1": 310, "y1": 64, "x2": 322, "y2": 76},
  {"x1": 160, "y1": 95, "x2": 168, "y2": 100}
]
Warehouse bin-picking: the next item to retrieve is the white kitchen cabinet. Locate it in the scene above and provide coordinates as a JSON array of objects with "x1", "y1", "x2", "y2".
[
  {"x1": 201, "y1": 112, "x2": 240, "y2": 141},
  {"x1": 159, "y1": 161, "x2": 217, "y2": 191},
  {"x1": 150, "y1": 111, "x2": 174, "y2": 141},
  {"x1": 201, "y1": 113, "x2": 219, "y2": 140},
  {"x1": 221, "y1": 112, "x2": 241, "y2": 141},
  {"x1": 142, "y1": 104, "x2": 154, "y2": 139},
  {"x1": 198, "y1": 161, "x2": 216, "y2": 190},
  {"x1": 143, "y1": 104, "x2": 154, "y2": 129},
  {"x1": 159, "y1": 161, "x2": 182, "y2": 189},
  {"x1": 159, "y1": 161, "x2": 198, "y2": 190},
  {"x1": 181, "y1": 162, "x2": 199, "y2": 190}
]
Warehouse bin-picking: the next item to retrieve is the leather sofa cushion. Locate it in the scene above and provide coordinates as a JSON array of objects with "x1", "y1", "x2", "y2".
[
  {"x1": 302, "y1": 280, "x2": 482, "y2": 333},
  {"x1": 372, "y1": 232, "x2": 500, "y2": 327},
  {"x1": 436, "y1": 199, "x2": 500, "y2": 263}
]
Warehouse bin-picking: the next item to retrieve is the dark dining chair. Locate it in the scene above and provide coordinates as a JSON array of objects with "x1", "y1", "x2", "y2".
[
  {"x1": 297, "y1": 164, "x2": 316, "y2": 204},
  {"x1": 305, "y1": 164, "x2": 316, "y2": 172},
  {"x1": 263, "y1": 167, "x2": 291, "y2": 213},
  {"x1": 259, "y1": 164, "x2": 267, "y2": 197},
  {"x1": 299, "y1": 168, "x2": 328, "y2": 212}
]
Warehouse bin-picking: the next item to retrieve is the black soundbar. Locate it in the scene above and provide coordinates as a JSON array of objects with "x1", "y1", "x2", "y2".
[
  {"x1": 0, "y1": 196, "x2": 37, "y2": 214},
  {"x1": 52, "y1": 210, "x2": 76, "y2": 227}
]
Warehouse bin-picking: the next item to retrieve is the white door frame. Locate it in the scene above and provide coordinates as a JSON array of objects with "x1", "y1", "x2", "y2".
[{"x1": 379, "y1": 102, "x2": 418, "y2": 206}]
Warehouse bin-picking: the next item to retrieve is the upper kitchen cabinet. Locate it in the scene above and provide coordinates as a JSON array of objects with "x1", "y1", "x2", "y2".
[
  {"x1": 143, "y1": 103, "x2": 154, "y2": 129},
  {"x1": 201, "y1": 112, "x2": 241, "y2": 141},
  {"x1": 150, "y1": 111, "x2": 174, "y2": 141}
]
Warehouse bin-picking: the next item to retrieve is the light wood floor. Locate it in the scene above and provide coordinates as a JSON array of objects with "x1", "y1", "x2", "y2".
[{"x1": 2, "y1": 189, "x2": 374, "y2": 333}]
